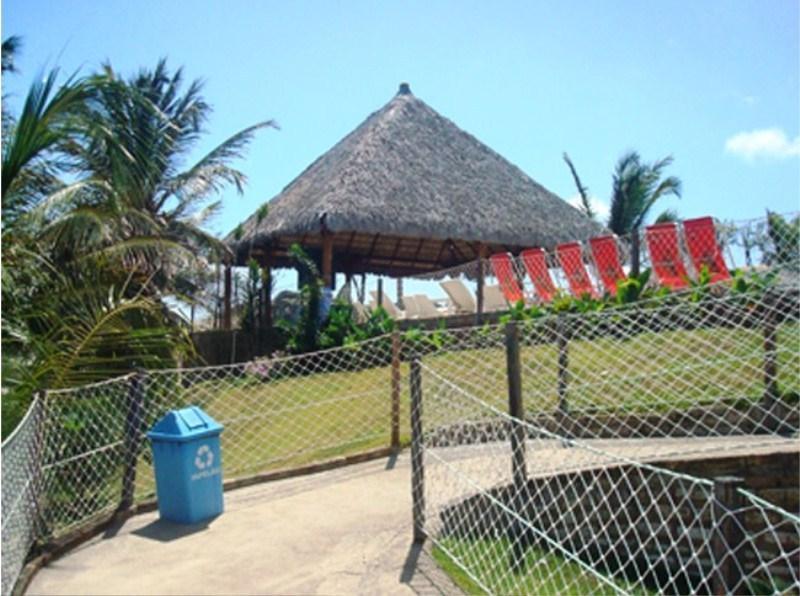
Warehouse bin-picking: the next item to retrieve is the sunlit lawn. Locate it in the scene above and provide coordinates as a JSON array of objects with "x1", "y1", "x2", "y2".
[{"x1": 131, "y1": 321, "x2": 798, "y2": 500}]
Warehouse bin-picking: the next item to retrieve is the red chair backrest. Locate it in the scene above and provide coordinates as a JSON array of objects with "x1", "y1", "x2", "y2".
[
  {"x1": 682, "y1": 216, "x2": 731, "y2": 283},
  {"x1": 589, "y1": 235, "x2": 626, "y2": 295},
  {"x1": 489, "y1": 253, "x2": 525, "y2": 304},
  {"x1": 645, "y1": 223, "x2": 689, "y2": 289},
  {"x1": 556, "y1": 242, "x2": 597, "y2": 298},
  {"x1": 520, "y1": 248, "x2": 558, "y2": 303}
]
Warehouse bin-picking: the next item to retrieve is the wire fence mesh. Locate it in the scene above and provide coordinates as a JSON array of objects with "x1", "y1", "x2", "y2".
[
  {"x1": 415, "y1": 366, "x2": 800, "y2": 594},
  {"x1": 411, "y1": 276, "x2": 799, "y2": 595},
  {"x1": 2, "y1": 212, "x2": 798, "y2": 595},
  {"x1": 1, "y1": 336, "x2": 402, "y2": 595}
]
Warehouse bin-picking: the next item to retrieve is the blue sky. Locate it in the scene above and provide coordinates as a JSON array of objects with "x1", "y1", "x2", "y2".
[{"x1": 3, "y1": 0, "x2": 799, "y2": 296}]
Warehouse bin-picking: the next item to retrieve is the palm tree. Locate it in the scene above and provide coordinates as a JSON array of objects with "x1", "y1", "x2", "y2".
[
  {"x1": 42, "y1": 60, "x2": 277, "y2": 289},
  {"x1": 607, "y1": 151, "x2": 682, "y2": 276}
]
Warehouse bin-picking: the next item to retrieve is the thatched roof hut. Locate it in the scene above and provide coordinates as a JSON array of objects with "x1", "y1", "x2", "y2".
[{"x1": 228, "y1": 83, "x2": 602, "y2": 281}]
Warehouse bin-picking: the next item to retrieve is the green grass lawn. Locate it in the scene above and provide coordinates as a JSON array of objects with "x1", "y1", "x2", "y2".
[
  {"x1": 423, "y1": 322, "x2": 800, "y2": 414},
  {"x1": 432, "y1": 537, "x2": 646, "y2": 595},
  {"x1": 133, "y1": 361, "x2": 412, "y2": 501},
  {"x1": 42, "y1": 319, "x2": 800, "y2": 538},
  {"x1": 132, "y1": 320, "x2": 798, "y2": 501}
]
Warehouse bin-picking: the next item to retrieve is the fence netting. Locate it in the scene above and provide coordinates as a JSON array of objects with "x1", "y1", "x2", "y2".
[
  {"x1": 2, "y1": 213, "x2": 798, "y2": 595},
  {"x1": 1, "y1": 336, "x2": 400, "y2": 595},
  {"x1": 412, "y1": 277, "x2": 799, "y2": 594}
]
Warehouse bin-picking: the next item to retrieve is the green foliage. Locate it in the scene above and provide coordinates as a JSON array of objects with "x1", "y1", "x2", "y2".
[
  {"x1": 0, "y1": 57, "x2": 275, "y2": 435},
  {"x1": 280, "y1": 245, "x2": 323, "y2": 353},
  {"x1": 729, "y1": 267, "x2": 779, "y2": 296},
  {"x1": 615, "y1": 269, "x2": 651, "y2": 304}
]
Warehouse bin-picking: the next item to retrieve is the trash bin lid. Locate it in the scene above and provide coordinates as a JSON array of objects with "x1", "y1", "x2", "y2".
[{"x1": 147, "y1": 406, "x2": 223, "y2": 443}]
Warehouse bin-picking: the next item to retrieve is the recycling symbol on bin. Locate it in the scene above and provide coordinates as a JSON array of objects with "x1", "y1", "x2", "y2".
[{"x1": 194, "y1": 444, "x2": 214, "y2": 470}]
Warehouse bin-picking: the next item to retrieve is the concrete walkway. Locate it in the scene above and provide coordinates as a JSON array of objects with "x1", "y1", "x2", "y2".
[{"x1": 27, "y1": 454, "x2": 457, "y2": 596}]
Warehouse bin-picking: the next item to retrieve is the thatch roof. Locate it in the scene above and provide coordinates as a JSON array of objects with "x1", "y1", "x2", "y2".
[{"x1": 230, "y1": 83, "x2": 603, "y2": 275}]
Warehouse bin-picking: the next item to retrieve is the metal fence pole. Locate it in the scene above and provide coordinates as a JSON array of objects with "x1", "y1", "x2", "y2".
[
  {"x1": 390, "y1": 330, "x2": 401, "y2": 450},
  {"x1": 409, "y1": 358, "x2": 426, "y2": 543},
  {"x1": 712, "y1": 476, "x2": 745, "y2": 595},
  {"x1": 119, "y1": 370, "x2": 146, "y2": 512}
]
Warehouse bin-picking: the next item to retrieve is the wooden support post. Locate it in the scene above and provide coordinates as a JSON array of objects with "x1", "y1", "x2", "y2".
[
  {"x1": 712, "y1": 476, "x2": 745, "y2": 596},
  {"x1": 391, "y1": 331, "x2": 401, "y2": 450},
  {"x1": 223, "y1": 264, "x2": 232, "y2": 330},
  {"x1": 409, "y1": 358, "x2": 426, "y2": 543},
  {"x1": 377, "y1": 278, "x2": 384, "y2": 311},
  {"x1": 476, "y1": 245, "x2": 486, "y2": 325},
  {"x1": 322, "y1": 232, "x2": 334, "y2": 289},
  {"x1": 359, "y1": 273, "x2": 367, "y2": 304},
  {"x1": 119, "y1": 371, "x2": 146, "y2": 512},
  {"x1": 557, "y1": 317, "x2": 570, "y2": 415}
]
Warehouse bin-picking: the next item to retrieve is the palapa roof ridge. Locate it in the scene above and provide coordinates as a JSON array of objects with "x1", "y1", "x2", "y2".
[{"x1": 230, "y1": 83, "x2": 602, "y2": 252}]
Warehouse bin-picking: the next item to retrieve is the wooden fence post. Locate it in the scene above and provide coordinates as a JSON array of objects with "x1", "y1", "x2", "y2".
[
  {"x1": 762, "y1": 297, "x2": 778, "y2": 409},
  {"x1": 712, "y1": 476, "x2": 745, "y2": 595},
  {"x1": 557, "y1": 317, "x2": 570, "y2": 415},
  {"x1": 505, "y1": 321, "x2": 527, "y2": 488},
  {"x1": 409, "y1": 358, "x2": 426, "y2": 543},
  {"x1": 390, "y1": 330, "x2": 401, "y2": 450},
  {"x1": 119, "y1": 371, "x2": 146, "y2": 512}
]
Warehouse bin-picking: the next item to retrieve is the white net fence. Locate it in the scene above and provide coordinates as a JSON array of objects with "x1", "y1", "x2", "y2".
[
  {"x1": 1, "y1": 336, "x2": 401, "y2": 595},
  {"x1": 410, "y1": 277, "x2": 799, "y2": 595},
  {"x1": 2, "y1": 213, "x2": 798, "y2": 595}
]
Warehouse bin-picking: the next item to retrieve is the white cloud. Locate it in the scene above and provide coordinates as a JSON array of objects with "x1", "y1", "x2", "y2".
[
  {"x1": 724, "y1": 128, "x2": 800, "y2": 161},
  {"x1": 567, "y1": 194, "x2": 610, "y2": 220},
  {"x1": 741, "y1": 95, "x2": 758, "y2": 106}
]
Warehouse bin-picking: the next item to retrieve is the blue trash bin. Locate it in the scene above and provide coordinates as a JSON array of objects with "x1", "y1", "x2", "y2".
[{"x1": 147, "y1": 406, "x2": 224, "y2": 524}]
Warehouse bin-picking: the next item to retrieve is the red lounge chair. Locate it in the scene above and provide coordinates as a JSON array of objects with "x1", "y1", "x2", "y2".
[
  {"x1": 645, "y1": 222, "x2": 689, "y2": 289},
  {"x1": 682, "y1": 216, "x2": 731, "y2": 283},
  {"x1": 556, "y1": 242, "x2": 598, "y2": 298},
  {"x1": 589, "y1": 235, "x2": 626, "y2": 295},
  {"x1": 520, "y1": 248, "x2": 558, "y2": 303},
  {"x1": 489, "y1": 253, "x2": 525, "y2": 304}
]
